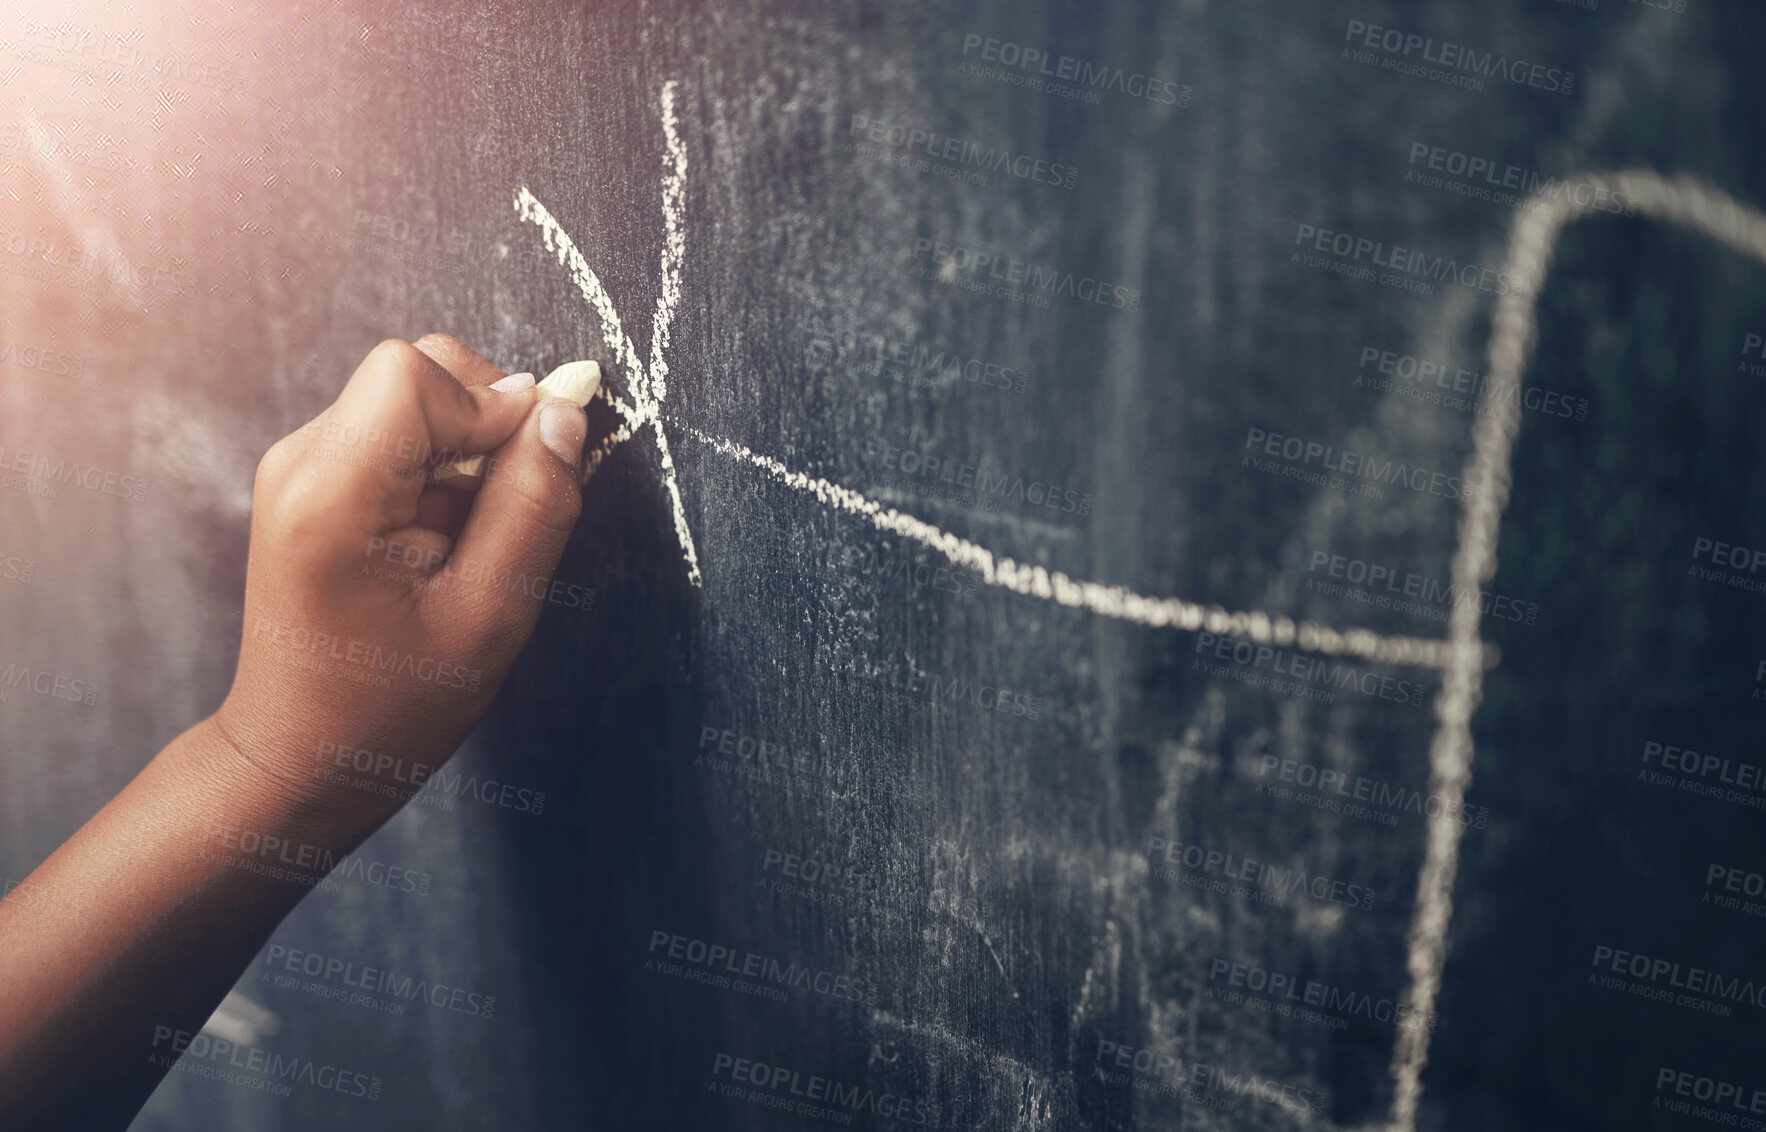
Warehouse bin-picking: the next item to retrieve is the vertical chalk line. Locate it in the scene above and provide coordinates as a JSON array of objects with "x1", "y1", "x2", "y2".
[
  {"x1": 515, "y1": 82, "x2": 1494, "y2": 670},
  {"x1": 512, "y1": 79, "x2": 702, "y2": 586},
  {"x1": 1386, "y1": 171, "x2": 1766, "y2": 1132},
  {"x1": 643, "y1": 81, "x2": 700, "y2": 586},
  {"x1": 516, "y1": 82, "x2": 1766, "y2": 1126}
]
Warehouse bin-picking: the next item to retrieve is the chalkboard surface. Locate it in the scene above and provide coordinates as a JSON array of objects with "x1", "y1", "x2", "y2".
[{"x1": 4, "y1": 0, "x2": 1766, "y2": 1128}]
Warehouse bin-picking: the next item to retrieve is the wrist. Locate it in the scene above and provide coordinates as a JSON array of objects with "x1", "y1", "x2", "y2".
[{"x1": 192, "y1": 707, "x2": 403, "y2": 848}]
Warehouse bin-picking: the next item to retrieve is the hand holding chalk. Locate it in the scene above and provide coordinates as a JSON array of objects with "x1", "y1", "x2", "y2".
[
  {"x1": 434, "y1": 359, "x2": 602, "y2": 483},
  {"x1": 213, "y1": 334, "x2": 591, "y2": 825},
  {"x1": 0, "y1": 338, "x2": 602, "y2": 1125}
]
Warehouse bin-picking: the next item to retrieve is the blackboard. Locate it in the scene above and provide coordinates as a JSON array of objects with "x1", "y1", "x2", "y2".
[{"x1": 4, "y1": 0, "x2": 1766, "y2": 1128}]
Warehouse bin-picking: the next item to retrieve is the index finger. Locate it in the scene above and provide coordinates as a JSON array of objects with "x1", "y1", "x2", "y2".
[
  {"x1": 411, "y1": 332, "x2": 511, "y2": 390},
  {"x1": 294, "y1": 339, "x2": 536, "y2": 536}
]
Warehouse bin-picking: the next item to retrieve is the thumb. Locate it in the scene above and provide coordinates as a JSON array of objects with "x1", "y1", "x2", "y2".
[{"x1": 437, "y1": 397, "x2": 586, "y2": 644}]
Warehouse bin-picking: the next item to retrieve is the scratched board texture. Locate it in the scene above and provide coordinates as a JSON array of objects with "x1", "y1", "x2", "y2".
[{"x1": 2, "y1": 0, "x2": 1766, "y2": 1129}]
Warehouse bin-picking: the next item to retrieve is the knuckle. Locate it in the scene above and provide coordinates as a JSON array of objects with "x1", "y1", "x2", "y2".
[
  {"x1": 521, "y1": 478, "x2": 583, "y2": 538},
  {"x1": 368, "y1": 338, "x2": 427, "y2": 377},
  {"x1": 414, "y1": 332, "x2": 471, "y2": 362},
  {"x1": 261, "y1": 468, "x2": 331, "y2": 537},
  {"x1": 253, "y1": 435, "x2": 298, "y2": 494},
  {"x1": 487, "y1": 459, "x2": 581, "y2": 535}
]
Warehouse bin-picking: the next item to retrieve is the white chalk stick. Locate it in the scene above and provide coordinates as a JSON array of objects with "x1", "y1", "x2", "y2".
[{"x1": 436, "y1": 360, "x2": 603, "y2": 481}]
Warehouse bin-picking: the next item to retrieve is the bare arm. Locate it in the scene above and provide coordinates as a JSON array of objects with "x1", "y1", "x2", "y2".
[{"x1": 0, "y1": 334, "x2": 591, "y2": 1127}]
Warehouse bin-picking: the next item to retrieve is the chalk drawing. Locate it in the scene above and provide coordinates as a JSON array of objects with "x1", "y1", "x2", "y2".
[
  {"x1": 511, "y1": 81, "x2": 1465, "y2": 671},
  {"x1": 1386, "y1": 170, "x2": 1766, "y2": 1132},
  {"x1": 518, "y1": 83, "x2": 1766, "y2": 1132},
  {"x1": 512, "y1": 81, "x2": 699, "y2": 587}
]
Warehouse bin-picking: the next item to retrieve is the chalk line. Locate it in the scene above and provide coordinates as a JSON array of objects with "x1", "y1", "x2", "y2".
[
  {"x1": 649, "y1": 80, "x2": 687, "y2": 408},
  {"x1": 1386, "y1": 170, "x2": 1766, "y2": 1132},
  {"x1": 515, "y1": 81, "x2": 1766, "y2": 1131},
  {"x1": 513, "y1": 82, "x2": 1486, "y2": 671},
  {"x1": 512, "y1": 77, "x2": 701, "y2": 586},
  {"x1": 513, "y1": 186, "x2": 645, "y2": 388},
  {"x1": 673, "y1": 424, "x2": 1461, "y2": 667}
]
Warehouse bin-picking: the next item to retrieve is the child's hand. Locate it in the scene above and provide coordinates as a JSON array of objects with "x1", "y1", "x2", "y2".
[
  {"x1": 0, "y1": 334, "x2": 594, "y2": 1128},
  {"x1": 211, "y1": 334, "x2": 588, "y2": 824}
]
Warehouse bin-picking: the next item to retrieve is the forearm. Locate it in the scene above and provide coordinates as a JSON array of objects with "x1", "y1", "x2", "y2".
[
  {"x1": 0, "y1": 716, "x2": 393, "y2": 1128},
  {"x1": 0, "y1": 335, "x2": 586, "y2": 1126}
]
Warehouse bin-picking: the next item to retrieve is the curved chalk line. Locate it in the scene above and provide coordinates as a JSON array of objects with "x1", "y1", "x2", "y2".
[
  {"x1": 517, "y1": 81, "x2": 1766, "y2": 1132},
  {"x1": 514, "y1": 81, "x2": 700, "y2": 587},
  {"x1": 674, "y1": 423, "x2": 1470, "y2": 667},
  {"x1": 1386, "y1": 171, "x2": 1766, "y2": 1132},
  {"x1": 513, "y1": 82, "x2": 1472, "y2": 672}
]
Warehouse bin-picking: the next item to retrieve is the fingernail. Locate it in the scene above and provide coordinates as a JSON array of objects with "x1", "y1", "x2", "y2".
[
  {"x1": 490, "y1": 372, "x2": 536, "y2": 392},
  {"x1": 539, "y1": 398, "x2": 586, "y2": 465}
]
